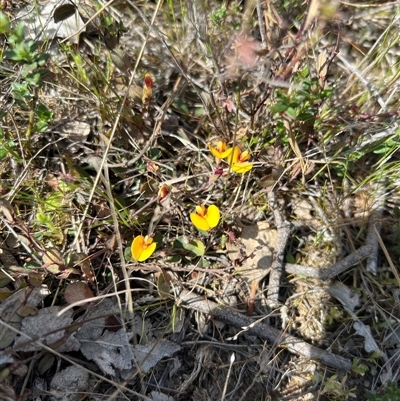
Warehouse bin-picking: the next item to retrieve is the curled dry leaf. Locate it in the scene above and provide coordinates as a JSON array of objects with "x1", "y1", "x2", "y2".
[
  {"x1": 110, "y1": 48, "x2": 132, "y2": 72},
  {"x1": 53, "y1": 3, "x2": 76, "y2": 23},
  {"x1": 226, "y1": 221, "x2": 278, "y2": 285},
  {"x1": 17, "y1": 304, "x2": 38, "y2": 317},
  {"x1": 75, "y1": 298, "x2": 119, "y2": 341},
  {"x1": 50, "y1": 365, "x2": 89, "y2": 401},
  {"x1": 29, "y1": 272, "x2": 44, "y2": 287},
  {"x1": 77, "y1": 0, "x2": 102, "y2": 30},
  {"x1": 42, "y1": 248, "x2": 64, "y2": 274},
  {"x1": 156, "y1": 270, "x2": 172, "y2": 299},
  {"x1": 56, "y1": 268, "x2": 81, "y2": 280},
  {"x1": 80, "y1": 329, "x2": 134, "y2": 376},
  {"x1": 64, "y1": 281, "x2": 94, "y2": 306},
  {"x1": 105, "y1": 234, "x2": 117, "y2": 250},
  {"x1": 0, "y1": 198, "x2": 15, "y2": 223},
  {"x1": 13, "y1": 306, "x2": 80, "y2": 352},
  {"x1": 18, "y1": 2, "x2": 86, "y2": 44},
  {"x1": 68, "y1": 252, "x2": 94, "y2": 280},
  {"x1": 46, "y1": 174, "x2": 59, "y2": 191},
  {"x1": 0, "y1": 285, "x2": 50, "y2": 349},
  {"x1": 132, "y1": 339, "x2": 181, "y2": 374}
]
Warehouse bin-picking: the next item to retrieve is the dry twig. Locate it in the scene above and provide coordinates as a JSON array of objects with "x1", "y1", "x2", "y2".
[
  {"x1": 365, "y1": 178, "x2": 387, "y2": 275},
  {"x1": 267, "y1": 191, "x2": 291, "y2": 306},
  {"x1": 178, "y1": 289, "x2": 352, "y2": 371},
  {"x1": 284, "y1": 244, "x2": 372, "y2": 280}
]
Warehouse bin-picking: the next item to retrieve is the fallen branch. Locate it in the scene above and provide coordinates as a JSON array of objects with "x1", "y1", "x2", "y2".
[
  {"x1": 267, "y1": 191, "x2": 291, "y2": 306},
  {"x1": 178, "y1": 289, "x2": 352, "y2": 372},
  {"x1": 284, "y1": 244, "x2": 372, "y2": 280}
]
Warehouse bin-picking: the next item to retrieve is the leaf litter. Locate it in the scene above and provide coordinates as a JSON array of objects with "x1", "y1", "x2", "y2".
[{"x1": 1, "y1": 0, "x2": 400, "y2": 400}]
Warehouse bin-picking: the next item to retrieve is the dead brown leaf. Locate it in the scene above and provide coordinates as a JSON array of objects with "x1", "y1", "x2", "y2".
[{"x1": 64, "y1": 281, "x2": 94, "y2": 305}]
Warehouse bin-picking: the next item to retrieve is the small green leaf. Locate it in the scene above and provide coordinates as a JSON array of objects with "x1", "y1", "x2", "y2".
[
  {"x1": 174, "y1": 237, "x2": 205, "y2": 256},
  {"x1": 173, "y1": 237, "x2": 186, "y2": 250},
  {"x1": 36, "y1": 103, "x2": 53, "y2": 122},
  {"x1": 270, "y1": 103, "x2": 287, "y2": 114},
  {"x1": 195, "y1": 107, "x2": 205, "y2": 117},
  {"x1": 167, "y1": 255, "x2": 181, "y2": 263},
  {"x1": 0, "y1": 149, "x2": 8, "y2": 159},
  {"x1": 286, "y1": 254, "x2": 296, "y2": 263},
  {"x1": 152, "y1": 232, "x2": 163, "y2": 249},
  {"x1": 124, "y1": 244, "x2": 132, "y2": 261},
  {"x1": 0, "y1": 11, "x2": 10, "y2": 34},
  {"x1": 285, "y1": 107, "x2": 297, "y2": 119},
  {"x1": 173, "y1": 98, "x2": 190, "y2": 116},
  {"x1": 38, "y1": 354, "x2": 55, "y2": 375},
  {"x1": 157, "y1": 274, "x2": 170, "y2": 299},
  {"x1": 197, "y1": 256, "x2": 209, "y2": 267},
  {"x1": 184, "y1": 240, "x2": 205, "y2": 256}
]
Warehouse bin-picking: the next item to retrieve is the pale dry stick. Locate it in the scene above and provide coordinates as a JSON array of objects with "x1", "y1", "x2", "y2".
[
  {"x1": 302, "y1": 0, "x2": 321, "y2": 33},
  {"x1": 284, "y1": 263, "x2": 327, "y2": 278},
  {"x1": 256, "y1": 0, "x2": 267, "y2": 47},
  {"x1": 241, "y1": 0, "x2": 258, "y2": 33},
  {"x1": 178, "y1": 289, "x2": 352, "y2": 371},
  {"x1": 19, "y1": 349, "x2": 37, "y2": 399},
  {"x1": 186, "y1": 0, "x2": 207, "y2": 42},
  {"x1": 343, "y1": 177, "x2": 352, "y2": 219},
  {"x1": 341, "y1": 1, "x2": 400, "y2": 7},
  {"x1": 373, "y1": 225, "x2": 400, "y2": 288},
  {"x1": 267, "y1": 191, "x2": 291, "y2": 307},
  {"x1": 284, "y1": 120, "x2": 306, "y2": 185},
  {"x1": 221, "y1": 353, "x2": 235, "y2": 401},
  {"x1": 238, "y1": 75, "x2": 303, "y2": 90},
  {"x1": 358, "y1": 270, "x2": 399, "y2": 386},
  {"x1": 0, "y1": 319, "x2": 153, "y2": 401},
  {"x1": 365, "y1": 178, "x2": 387, "y2": 275},
  {"x1": 284, "y1": 244, "x2": 373, "y2": 280},
  {"x1": 335, "y1": 52, "x2": 388, "y2": 112}
]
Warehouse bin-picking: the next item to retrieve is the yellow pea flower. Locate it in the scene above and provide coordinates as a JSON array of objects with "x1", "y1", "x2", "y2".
[
  {"x1": 230, "y1": 146, "x2": 253, "y2": 173},
  {"x1": 208, "y1": 141, "x2": 233, "y2": 160},
  {"x1": 190, "y1": 204, "x2": 220, "y2": 231},
  {"x1": 131, "y1": 235, "x2": 156, "y2": 262}
]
